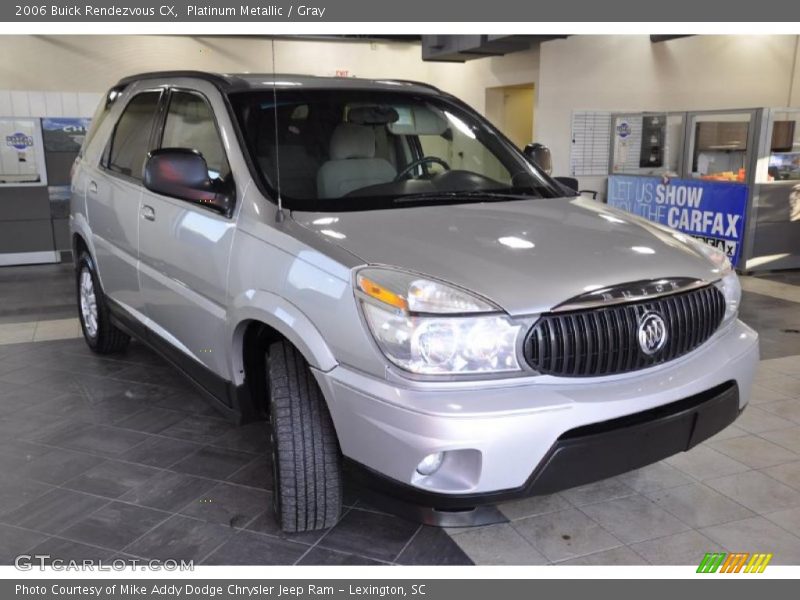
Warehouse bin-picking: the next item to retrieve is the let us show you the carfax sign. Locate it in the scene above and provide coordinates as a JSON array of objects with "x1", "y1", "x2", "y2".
[{"x1": 607, "y1": 175, "x2": 748, "y2": 267}]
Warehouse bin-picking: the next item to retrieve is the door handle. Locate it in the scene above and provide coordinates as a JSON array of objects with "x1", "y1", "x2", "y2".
[
  {"x1": 141, "y1": 205, "x2": 156, "y2": 221},
  {"x1": 88, "y1": 180, "x2": 98, "y2": 194}
]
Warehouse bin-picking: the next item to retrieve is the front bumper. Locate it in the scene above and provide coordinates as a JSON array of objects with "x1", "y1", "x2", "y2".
[{"x1": 314, "y1": 319, "x2": 758, "y2": 517}]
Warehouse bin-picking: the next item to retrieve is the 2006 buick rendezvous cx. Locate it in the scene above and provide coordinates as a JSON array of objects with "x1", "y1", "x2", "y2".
[{"x1": 70, "y1": 71, "x2": 758, "y2": 532}]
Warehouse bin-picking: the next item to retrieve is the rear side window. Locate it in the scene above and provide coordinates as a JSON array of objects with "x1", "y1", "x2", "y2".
[
  {"x1": 160, "y1": 91, "x2": 230, "y2": 181},
  {"x1": 81, "y1": 84, "x2": 126, "y2": 158},
  {"x1": 107, "y1": 91, "x2": 161, "y2": 180}
]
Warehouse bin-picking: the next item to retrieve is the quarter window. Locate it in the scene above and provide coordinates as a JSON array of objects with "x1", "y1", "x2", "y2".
[
  {"x1": 107, "y1": 91, "x2": 161, "y2": 180},
  {"x1": 161, "y1": 91, "x2": 230, "y2": 181}
]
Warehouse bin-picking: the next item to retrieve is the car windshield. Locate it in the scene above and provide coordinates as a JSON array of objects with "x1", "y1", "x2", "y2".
[{"x1": 229, "y1": 87, "x2": 560, "y2": 211}]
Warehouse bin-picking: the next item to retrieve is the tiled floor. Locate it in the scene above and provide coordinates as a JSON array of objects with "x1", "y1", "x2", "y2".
[
  {"x1": 0, "y1": 337, "x2": 470, "y2": 565},
  {"x1": 1, "y1": 263, "x2": 799, "y2": 565}
]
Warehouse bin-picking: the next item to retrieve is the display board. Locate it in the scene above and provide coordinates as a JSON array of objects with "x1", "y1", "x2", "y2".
[
  {"x1": 607, "y1": 174, "x2": 748, "y2": 267},
  {"x1": 611, "y1": 114, "x2": 644, "y2": 172},
  {"x1": 42, "y1": 117, "x2": 91, "y2": 153},
  {"x1": 0, "y1": 117, "x2": 45, "y2": 184},
  {"x1": 570, "y1": 111, "x2": 611, "y2": 176}
]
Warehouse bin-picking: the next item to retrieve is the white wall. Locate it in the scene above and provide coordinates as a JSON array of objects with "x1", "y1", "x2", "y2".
[
  {"x1": 3, "y1": 34, "x2": 798, "y2": 191},
  {"x1": 0, "y1": 90, "x2": 100, "y2": 118},
  {"x1": 0, "y1": 35, "x2": 538, "y2": 118},
  {"x1": 535, "y1": 35, "x2": 800, "y2": 192}
]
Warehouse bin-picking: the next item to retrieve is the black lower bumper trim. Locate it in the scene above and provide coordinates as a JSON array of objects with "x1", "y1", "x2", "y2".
[{"x1": 345, "y1": 380, "x2": 740, "y2": 523}]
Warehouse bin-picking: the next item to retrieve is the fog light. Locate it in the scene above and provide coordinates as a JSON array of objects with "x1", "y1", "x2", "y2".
[{"x1": 416, "y1": 452, "x2": 445, "y2": 476}]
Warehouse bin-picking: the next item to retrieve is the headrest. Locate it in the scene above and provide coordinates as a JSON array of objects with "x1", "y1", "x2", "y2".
[
  {"x1": 388, "y1": 106, "x2": 448, "y2": 136},
  {"x1": 348, "y1": 105, "x2": 398, "y2": 126},
  {"x1": 329, "y1": 123, "x2": 376, "y2": 160}
]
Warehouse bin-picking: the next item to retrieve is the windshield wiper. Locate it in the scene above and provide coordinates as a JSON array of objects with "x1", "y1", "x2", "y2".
[{"x1": 393, "y1": 190, "x2": 538, "y2": 204}]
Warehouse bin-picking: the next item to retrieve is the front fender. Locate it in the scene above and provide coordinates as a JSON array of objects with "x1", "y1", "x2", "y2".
[{"x1": 227, "y1": 289, "x2": 338, "y2": 385}]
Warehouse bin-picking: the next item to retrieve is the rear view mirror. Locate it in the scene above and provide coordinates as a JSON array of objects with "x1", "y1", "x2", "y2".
[
  {"x1": 523, "y1": 143, "x2": 553, "y2": 175},
  {"x1": 144, "y1": 148, "x2": 233, "y2": 216}
]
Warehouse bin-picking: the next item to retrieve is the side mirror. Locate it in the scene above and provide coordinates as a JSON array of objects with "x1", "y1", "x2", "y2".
[
  {"x1": 144, "y1": 148, "x2": 233, "y2": 216},
  {"x1": 523, "y1": 143, "x2": 553, "y2": 176}
]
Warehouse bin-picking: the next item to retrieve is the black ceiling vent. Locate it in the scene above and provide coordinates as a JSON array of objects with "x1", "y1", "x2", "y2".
[{"x1": 421, "y1": 35, "x2": 566, "y2": 62}]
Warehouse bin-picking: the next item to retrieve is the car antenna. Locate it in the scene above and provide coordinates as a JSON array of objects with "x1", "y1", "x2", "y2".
[{"x1": 271, "y1": 38, "x2": 285, "y2": 223}]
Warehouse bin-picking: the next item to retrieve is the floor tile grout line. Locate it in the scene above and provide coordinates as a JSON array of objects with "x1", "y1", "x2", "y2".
[
  {"x1": 634, "y1": 480, "x2": 768, "y2": 532},
  {"x1": 292, "y1": 506, "x2": 401, "y2": 566},
  {"x1": 392, "y1": 524, "x2": 423, "y2": 564},
  {"x1": 117, "y1": 511, "x2": 209, "y2": 561},
  {"x1": 754, "y1": 463, "x2": 800, "y2": 494},
  {"x1": 19, "y1": 436, "x2": 271, "y2": 496},
  {"x1": 191, "y1": 504, "x2": 313, "y2": 567},
  {"x1": 0, "y1": 492, "x2": 116, "y2": 548},
  {"x1": 2, "y1": 455, "x2": 279, "y2": 541},
  {"x1": 292, "y1": 506, "x2": 354, "y2": 566},
  {"x1": 18, "y1": 413, "x2": 260, "y2": 464},
  {"x1": 17, "y1": 411, "x2": 269, "y2": 471},
  {"x1": 0, "y1": 522, "x2": 123, "y2": 561},
  {"x1": 21, "y1": 462, "x2": 330, "y2": 556},
  {"x1": 549, "y1": 543, "x2": 654, "y2": 566},
  {"x1": 506, "y1": 503, "x2": 628, "y2": 562}
]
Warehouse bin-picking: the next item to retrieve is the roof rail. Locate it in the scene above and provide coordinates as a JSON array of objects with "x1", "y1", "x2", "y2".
[
  {"x1": 116, "y1": 70, "x2": 239, "y2": 89},
  {"x1": 383, "y1": 79, "x2": 442, "y2": 92}
]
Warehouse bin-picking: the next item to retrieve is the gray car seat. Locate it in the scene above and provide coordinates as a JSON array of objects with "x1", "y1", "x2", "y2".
[{"x1": 317, "y1": 123, "x2": 397, "y2": 198}]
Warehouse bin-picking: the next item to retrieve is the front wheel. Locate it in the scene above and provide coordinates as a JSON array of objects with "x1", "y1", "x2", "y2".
[
  {"x1": 76, "y1": 251, "x2": 130, "y2": 354},
  {"x1": 267, "y1": 340, "x2": 342, "y2": 532}
]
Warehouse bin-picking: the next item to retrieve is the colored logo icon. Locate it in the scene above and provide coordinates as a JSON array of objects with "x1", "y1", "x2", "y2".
[
  {"x1": 697, "y1": 552, "x2": 773, "y2": 573},
  {"x1": 5, "y1": 132, "x2": 34, "y2": 151}
]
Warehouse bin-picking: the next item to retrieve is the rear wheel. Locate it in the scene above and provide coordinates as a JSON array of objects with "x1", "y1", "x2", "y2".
[
  {"x1": 76, "y1": 251, "x2": 130, "y2": 354},
  {"x1": 267, "y1": 340, "x2": 342, "y2": 532}
]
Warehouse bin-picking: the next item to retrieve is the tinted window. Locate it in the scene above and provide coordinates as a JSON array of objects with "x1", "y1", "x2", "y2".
[
  {"x1": 161, "y1": 91, "x2": 230, "y2": 181},
  {"x1": 230, "y1": 89, "x2": 559, "y2": 212},
  {"x1": 107, "y1": 91, "x2": 160, "y2": 179},
  {"x1": 81, "y1": 84, "x2": 126, "y2": 157}
]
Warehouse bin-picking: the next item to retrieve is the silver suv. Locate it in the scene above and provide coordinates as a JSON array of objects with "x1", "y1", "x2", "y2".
[{"x1": 71, "y1": 71, "x2": 759, "y2": 532}]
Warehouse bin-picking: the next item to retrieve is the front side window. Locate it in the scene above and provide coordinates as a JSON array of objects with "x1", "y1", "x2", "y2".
[
  {"x1": 160, "y1": 91, "x2": 230, "y2": 182},
  {"x1": 107, "y1": 91, "x2": 161, "y2": 180},
  {"x1": 230, "y1": 88, "x2": 559, "y2": 211}
]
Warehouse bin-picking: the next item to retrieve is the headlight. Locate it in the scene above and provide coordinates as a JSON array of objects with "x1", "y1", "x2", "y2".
[
  {"x1": 355, "y1": 267, "x2": 523, "y2": 376},
  {"x1": 688, "y1": 238, "x2": 741, "y2": 324},
  {"x1": 718, "y1": 267, "x2": 741, "y2": 324}
]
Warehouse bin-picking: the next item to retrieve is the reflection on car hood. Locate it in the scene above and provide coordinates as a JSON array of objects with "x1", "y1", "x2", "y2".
[{"x1": 292, "y1": 196, "x2": 722, "y2": 315}]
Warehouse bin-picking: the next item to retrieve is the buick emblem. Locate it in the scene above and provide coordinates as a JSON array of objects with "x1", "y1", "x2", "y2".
[{"x1": 638, "y1": 312, "x2": 667, "y2": 355}]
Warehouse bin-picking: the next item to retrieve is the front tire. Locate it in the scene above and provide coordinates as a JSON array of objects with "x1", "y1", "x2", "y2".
[
  {"x1": 268, "y1": 340, "x2": 342, "y2": 532},
  {"x1": 76, "y1": 251, "x2": 130, "y2": 354}
]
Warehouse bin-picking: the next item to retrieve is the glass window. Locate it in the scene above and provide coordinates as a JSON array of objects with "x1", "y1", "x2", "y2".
[
  {"x1": 611, "y1": 113, "x2": 683, "y2": 177},
  {"x1": 81, "y1": 85, "x2": 125, "y2": 157},
  {"x1": 107, "y1": 91, "x2": 161, "y2": 180},
  {"x1": 417, "y1": 115, "x2": 513, "y2": 184},
  {"x1": 229, "y1": 89, "x2": 559, "y2": 212},
  {"x1": 161, "y1": 91, "x2": 230, "y2": 181},
  {"x1": 766, "y1": 111, "x2": 800, "y2": 182},
  {"x1": 688, "y1": 112, "x2": 751, "y2": 183}
]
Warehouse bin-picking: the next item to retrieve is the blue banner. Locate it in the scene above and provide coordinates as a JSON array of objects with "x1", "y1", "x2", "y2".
[{"x1": 607, "y1": 175, "x2": 749, "y2": 267}]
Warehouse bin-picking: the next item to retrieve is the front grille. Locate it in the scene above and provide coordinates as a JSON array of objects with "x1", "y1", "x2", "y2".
[{"x1": 524, "y1": 284, "x2": 726, "y2": 377}]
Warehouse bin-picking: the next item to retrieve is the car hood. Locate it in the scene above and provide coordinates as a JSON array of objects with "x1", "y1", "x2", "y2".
[{"x1": 292, "y1": 197, "x2": 722, "y2": 315}]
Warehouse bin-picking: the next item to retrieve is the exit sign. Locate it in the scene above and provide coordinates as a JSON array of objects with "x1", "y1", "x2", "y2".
[{"x1": 335, "y1": 70, "x2": 350, "y2": 77}]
